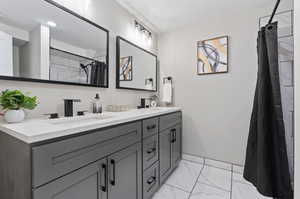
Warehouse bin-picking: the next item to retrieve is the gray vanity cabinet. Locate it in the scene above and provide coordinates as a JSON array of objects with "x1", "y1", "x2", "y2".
[
  {"x1": 0, "y1": 111, "x2": 182, "y2": 199},
  {"x1": 34, "y1": 158, "x2": 108, "y2": 199},
  {"x1": 159, "y1": 125, "x2": 182, "y2": 184},
  {"x1": 107, "y1": 143, "x2": 142, "y2": 199}
]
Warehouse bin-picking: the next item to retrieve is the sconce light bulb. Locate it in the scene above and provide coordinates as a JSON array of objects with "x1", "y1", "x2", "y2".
[
  {"x1": 147, "y1": 36, "x2": 152, "y2": 46},
  {"x1": 47, "y1": 21, "x2": 57, "y2": 27}
]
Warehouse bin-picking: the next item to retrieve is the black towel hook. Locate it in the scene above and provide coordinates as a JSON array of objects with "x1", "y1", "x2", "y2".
[{"x1": 268, "y1": 0, "x2": 281, "y2": 25}]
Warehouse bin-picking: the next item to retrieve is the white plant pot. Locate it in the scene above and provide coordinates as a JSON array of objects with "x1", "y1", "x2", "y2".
[{"x1": 4, "y1": 109, "x2": 25, "y2": 123}]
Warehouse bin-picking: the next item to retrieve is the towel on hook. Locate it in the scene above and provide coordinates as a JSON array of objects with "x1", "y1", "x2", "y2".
[
  {"x1": 145, "y1": 84, "x2": 153, "y2": 90},
  {"x1": 162, "y1": 82, "x2": 173, "y2": 104}
]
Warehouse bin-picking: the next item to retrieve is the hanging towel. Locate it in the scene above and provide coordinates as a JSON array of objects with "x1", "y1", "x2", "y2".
[
  {"x1": 145, "y1": 84, "x2": 153, "y2": 90},
  {"x1": 162, "y1": 82, "x2": 172, "y2": 104},
  {"x1": 90, "y1": 61, "x2": 107, "y2": 87},
  {"x1": 244, "y1": 22, "x2": 293, "y2": 199}
]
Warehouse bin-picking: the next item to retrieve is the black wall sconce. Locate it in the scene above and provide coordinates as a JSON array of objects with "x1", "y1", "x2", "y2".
[{"x1": 135, "y1": 20, "x2": 152, "y2": 39}]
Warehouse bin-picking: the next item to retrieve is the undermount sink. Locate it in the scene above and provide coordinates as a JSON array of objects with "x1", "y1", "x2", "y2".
[{"x1": 48, "y1": 114, "x2": 114, "y2": 125}]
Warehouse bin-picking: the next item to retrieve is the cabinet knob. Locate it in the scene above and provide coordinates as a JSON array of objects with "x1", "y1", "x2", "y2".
[
  {"x1": 147, "y1": 124, "x2": 156, "y2": 130},
  {"x1": 147, "y1": 148, "x2": 156, "y2": 154},
  {"x1": 171, "y1": 128, "x2": 177, "y2": 143},
  {"x1": 147, "y1": 176, "x2": 156, "y2": 185}
]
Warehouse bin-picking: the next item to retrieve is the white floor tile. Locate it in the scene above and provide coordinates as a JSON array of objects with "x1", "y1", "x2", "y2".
[
  {"x1": 232, "y1": 182, "x2": 272, "y2": 199},
  {"x1": 232, "y1": 165, "x2": 244, "y2": 174},
  {"x1": 182, "y1": 154, "x2": 205, "y2": 165},
  {"x1": 152, "y1": 184, "x2": 189, "y2": 199},
  {"x1": 198, "y1": 166, "x2": 231, "y2": 191},
  {"x1": 165, "y1": 160, "x2": 203, "y2": 192},
  {"x1": 190, "y1": 182, "x2": 230, "y2": 199},
  {"x1": 232, "y1": 172, "x2": 252, "y2": 185},
  {"x1": 205, "y1": 159, "x2": 232, "y2": 171}
]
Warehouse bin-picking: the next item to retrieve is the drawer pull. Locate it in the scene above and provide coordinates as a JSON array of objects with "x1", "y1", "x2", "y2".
[
  {"x1": 110, "y1": 159, "x2": 116, "y2": 186},
  {"x1": 171, "y1": 129, "x2": 177, "y2": 143},
  {"x1": 100, "y1": 164, "x2": 107, "y2": 192},
  {"x1": 147, "y1": 176, "x2": 156, "y2": 185},
  {"x1": 147, "y1": 148, "x2": 156, "y2": 154},
  {"x1": 147, "y1": 124, "x2": 156, "y2": 130}
]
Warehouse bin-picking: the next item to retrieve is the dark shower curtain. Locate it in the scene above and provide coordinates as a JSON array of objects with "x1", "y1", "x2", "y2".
[
  {"x1": 243, "y1": 22, "x2": 293, "y2": 199},
  {"x1": 90, "y1": 61, "x2": 107, "y2": 87}
]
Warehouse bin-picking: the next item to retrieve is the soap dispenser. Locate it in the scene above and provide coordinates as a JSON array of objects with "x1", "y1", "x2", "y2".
[{"x1": 92, "y1": 94, "x2": 102, "y2": 114}]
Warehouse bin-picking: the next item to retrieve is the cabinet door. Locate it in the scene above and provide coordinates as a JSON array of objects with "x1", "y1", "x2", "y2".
[
  {"x1": 107, "y1": 143, "x2": 142, "y2": 199},
  {"x1": 34, "y1": 159, "x2": 107, "y2": 199},
  {"x1": 159, "y1": 129, "x2": 172, "y2": 184},
  {"x1": 172, "y1": 125, "x2": 182, "y2": 168}
]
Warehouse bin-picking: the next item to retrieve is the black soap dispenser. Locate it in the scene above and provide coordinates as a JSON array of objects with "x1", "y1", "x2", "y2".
[{"x1": 92, "y1": 94, "x2": 102, "y2": 113}]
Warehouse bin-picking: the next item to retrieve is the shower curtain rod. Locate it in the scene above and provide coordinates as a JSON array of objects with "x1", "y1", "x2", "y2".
[{"x1": 268, "y1": 0, "x2": 281, "y2": 24}]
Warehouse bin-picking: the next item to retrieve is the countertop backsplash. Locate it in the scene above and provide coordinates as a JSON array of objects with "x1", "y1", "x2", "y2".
[{"x1": 0, "y1": 80, "x2": 154, "y2": 119}]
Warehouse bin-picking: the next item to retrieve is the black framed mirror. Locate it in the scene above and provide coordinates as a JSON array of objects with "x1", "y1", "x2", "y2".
[
  {"x1": 116, "y1": 36, "x2": 157, "y2": 92},
  {"x1": 0, "y1": 0, "x2": 109, "y2": 88}
]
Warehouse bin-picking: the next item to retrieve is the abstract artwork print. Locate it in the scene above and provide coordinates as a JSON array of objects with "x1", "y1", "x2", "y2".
[
  {"x1": 120, "y1": 56, "x2": 133, "y2": 81},
  {"x1": 197, "y1": 36, "x2": 228, "y2": 75}
]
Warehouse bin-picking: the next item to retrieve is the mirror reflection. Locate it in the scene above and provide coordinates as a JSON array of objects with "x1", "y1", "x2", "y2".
[
  {"x1": 117, "y1": 37, "x2": 157, "y2": 91},
  {"x1": 0, "y1": 0, "x2": 109, "y2": 87}
]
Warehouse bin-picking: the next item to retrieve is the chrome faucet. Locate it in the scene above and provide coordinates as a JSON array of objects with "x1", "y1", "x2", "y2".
[{"x1": 64, "y1": 99, "x2": 81, "y2": 117}]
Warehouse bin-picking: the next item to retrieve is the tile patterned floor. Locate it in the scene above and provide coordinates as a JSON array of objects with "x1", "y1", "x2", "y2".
[{"x1": 152, "y1": 154, "x2": 272, "y2": 199}]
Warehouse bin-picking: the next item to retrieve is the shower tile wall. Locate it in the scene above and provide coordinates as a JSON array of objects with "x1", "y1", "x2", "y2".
[
  {"x1": 50, "y1": 55, "x2": 87, "y2": 83},
  {"x1": 279, "y1": 29, "x2": 294, "y2": 184}
]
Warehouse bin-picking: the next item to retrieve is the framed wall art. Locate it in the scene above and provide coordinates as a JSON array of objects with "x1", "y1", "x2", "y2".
[{"x1": 197, "y1": 36, "x2": 228, "y2": 75}]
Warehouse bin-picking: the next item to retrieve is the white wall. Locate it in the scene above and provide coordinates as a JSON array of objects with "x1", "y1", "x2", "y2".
[
  {"x1": 19, "y1": 25, "x2": 50, "y2": 80},
  {"x1": 0, "y1": 31, "x2": 13, "y2": 76},
  {"x1": 0, "y1": 22, "x2": 29, "y2": 41},
  {"x1": 0, "y1": 0, "x2": 157, "y2": 118},
  {"x1": 12, "y1": 46, "x2": 20, "y2": 76},
  {"x1": 158, "y1": 2, "x2": 293, "y2": 165},
  {"x1": 51, "y1": 39, "x2": 99, "y2": 60}
]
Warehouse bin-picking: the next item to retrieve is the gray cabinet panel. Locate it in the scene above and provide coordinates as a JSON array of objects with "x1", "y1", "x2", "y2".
[
  {"x1": 143, "y1": 135, "x2": 159, "y2": 170},
  {"x1": 159, "y1": 129, "x2": 172, "y2": 184},
  {"x1": 159, "y1": 124, "x2": 182, "y2": 185},
  {"x1": 108, "y1": 143, "x2": 142, "y2": 199},
  {"x1": 143, "y1": 162, "x2": 159, "y2": 199},
  {"x1": 142, "y1": 117, "x2": 159, "y2": 138},
  {"x1": 33, "y1": 158, "x2": 107, "y2": 199},
  {"x1": 32, "y1": 122, "x2": 141, "y2": 187},
  {"x1": 159, "y1": 112, "x2": 181, "y2": 131}
]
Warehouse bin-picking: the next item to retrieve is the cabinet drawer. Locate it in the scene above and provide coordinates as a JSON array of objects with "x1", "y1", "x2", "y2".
[
  {"x1": 143, "y1": 135, "x2": 159, "y2": 170},
  {"x1": 159, "y1": 112, "x2": 182, "y2": 131},
  {"x1": 143, "y1": 162, "x2": 159, "y2": 199},
  {"x1": 32, "y1": 121, "x2": 142, "y2": 188},
  {"x1": 33, "y1": 159, "x2": 107, "y2": 199},
  {"x1": 142, "y1": 117, "x2": 159, "y2": 138}
]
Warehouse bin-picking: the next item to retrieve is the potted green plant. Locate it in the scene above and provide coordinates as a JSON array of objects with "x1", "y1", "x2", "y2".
[{"x1": 0, "y1": 90, "x2": 38, "y2": 123}]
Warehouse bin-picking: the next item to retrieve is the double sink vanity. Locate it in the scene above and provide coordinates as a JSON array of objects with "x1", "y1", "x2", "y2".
[{"x1": 0, "y1": 108, "x2": 182, "y2": 199}]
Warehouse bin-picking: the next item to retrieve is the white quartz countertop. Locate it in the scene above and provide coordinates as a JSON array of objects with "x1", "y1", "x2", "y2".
[{"x1": 0, "y1": 107, "x2": 181, "y2": 144}]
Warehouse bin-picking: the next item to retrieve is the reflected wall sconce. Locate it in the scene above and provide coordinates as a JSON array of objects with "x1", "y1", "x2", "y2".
[{"x1": 145, "y1": 78, "x2": 154, "y2": 90}]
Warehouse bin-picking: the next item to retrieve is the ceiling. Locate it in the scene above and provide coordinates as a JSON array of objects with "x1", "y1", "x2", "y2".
[{"x1": 115, "y1": 0, "x2": 293, "y2": 33}]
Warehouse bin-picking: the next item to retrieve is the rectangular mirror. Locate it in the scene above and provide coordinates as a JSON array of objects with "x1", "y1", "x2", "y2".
[
  {"x1": 116, "y1": 36, "x2": 157, "y2": 92},
  {"x1": 0, "y1": 0, "x2": 109, "y2": 87}
]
